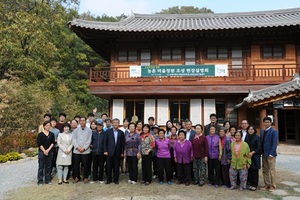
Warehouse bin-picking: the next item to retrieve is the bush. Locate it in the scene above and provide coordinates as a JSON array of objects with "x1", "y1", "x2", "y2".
[
  {"x1": 0, "y1": 155, "x2": 8, "y2": 163},
  {"x1": 6, "y1": 152, "x2": 21, "y2": 161},
  {"x1": 23, "y1": 148, "x2": 38, "y2": 157}
]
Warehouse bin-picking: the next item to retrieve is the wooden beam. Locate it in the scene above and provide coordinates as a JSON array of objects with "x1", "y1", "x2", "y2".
[{"x1": 248, "y1": 93, "x2": 297, "y2": 107}]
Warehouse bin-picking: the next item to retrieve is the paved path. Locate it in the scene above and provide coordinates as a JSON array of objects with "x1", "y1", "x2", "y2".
[{"x1": 0, "y1": 154, "x2": 299, "y2": 199}]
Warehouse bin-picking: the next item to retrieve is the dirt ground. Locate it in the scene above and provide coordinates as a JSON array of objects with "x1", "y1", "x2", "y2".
[{"x1": 4, "y1": 167, "x2": 300, "y2": 200}]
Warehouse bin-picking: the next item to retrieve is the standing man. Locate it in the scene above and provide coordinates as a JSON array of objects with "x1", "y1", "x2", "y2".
[
  {"x1": 185, "y1": 120, "x2": 196, "y2": 141},
  {"x1": 101, "y1": 113, "x2": 108, "y2": 129},
  {"x1": 38, "y1": 114, "x2": 51, "y2": 133},
  {"x1": 240, "y1": 120, "x2": 249, "y2": 141},
  {"x1": 104, "y1": 118, "x2": 125, "y2": 184},
  {"x1": 148, "y1": 117, "x2": 155, "y2": 134},
  {"x1": 72, "y1": 117, "x2": 92, "y2": 183},
  {"x1": 204, "y1": 114, "x2": 221, "y2": 136},
  {"x1": 56, "y1": 113, "x2": 67, "y2": 133},
  {"x1": 86, "y1": 113, "x2": 95, "y2": 128},
  {"x1": 260, "y1": 117, "x2": 278, "y2": 192}
]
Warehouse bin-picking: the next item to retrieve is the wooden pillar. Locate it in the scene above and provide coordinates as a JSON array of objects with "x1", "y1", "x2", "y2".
[
  {"x1": 260, "y1": 108, "x2": 267, "y2": 131},
  {"x1": 273, "y1": 109, "x2": 278, "y2": 131}
]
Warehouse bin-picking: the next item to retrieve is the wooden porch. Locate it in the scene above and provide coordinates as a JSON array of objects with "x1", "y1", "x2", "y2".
[{"x1": 90, "y1": 64, "x2": 300, "y2": 84}]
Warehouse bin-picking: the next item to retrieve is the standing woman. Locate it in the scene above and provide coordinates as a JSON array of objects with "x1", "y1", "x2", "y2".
[
  {"x1": 125, "y1": 122, "x2": 141, "y2": 184},
  {"x1": 206, "y1": 125, "x2": 221, "y2": 188},
  {"x1": 136, "y1": 120, "x2": 143, "y2": 135},
  {"x1": 120, "y1": 118, "x2": 130, "y2": 175},
  {"x1": 229, "y1": 126, "x2": 237, "y2": 142},
  {"x1": 140, "y1": 124, "x2": 155, "y2": 185},
  {"x1": 165, "y1": 120, "x2": 173, "y2": 138},
  {"x1": 223, "y1": 121, "x2": 231, "y2": 137},
  {"x1": 245, "y1": 125, "x2": 261, "y2": 191},
  {"x1": 174, "y1": 130, "x2": 193, "y2": 186},
  {"x1": 191, "y1": 124, "x2": 208, "y2": 187},
  {"x1": 229, "y1": 131, "x2": 251, "y2": 191},
  {"x1": 56, "y1": 123, "x2": 73, "y2": 185},
  {"x1": 168, "y1": 126, "x2": 178, "y2": 178},
  {"x1": 37, "y1": 121, "x2": 55, "y2": 185},
  {"x1": 151, "y1": 125, "x2": 160, "y2": 179},
  {"x1": 219, "y1": 127, "x2": 231, "y2": 188},
  {"x1": 156, "y1": 129, "x2": 172, "y2": 185}
]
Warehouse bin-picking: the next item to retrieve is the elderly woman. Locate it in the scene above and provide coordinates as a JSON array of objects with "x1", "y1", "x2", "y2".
[
  {"x1": 140, "y1": 124, "x2": 155, "y2": 185},
  {"x1": 156, "y1": 129, "x2": 172, "y2": 185},
  {"x1": 168, "y1": 126, "x2": 178, "y2": 178},
  {"x1": 219, "y1": 127, "x2": 231, "y2": 188},
  {"x1": 206, "y1": 125, "x2": 220, "y2": 188},
  {"x1": 56, "y1": 123, "x2": 73, "y2": 185},
  {"x1": 229, "y1": 131, "x2": 251, "y2": 191},
  {"x1": 191, "y1": 124, "x2": 208, "y2": 187},
  {"x1": 245, "y1": 125, "x2": 261, "y2": 191},
  {"x1": 174, "y1": 130, "x2": 193, "y2": 186},
  {"x1": 37, "y1": 121, "x2": 55, "y2": 185},
  {"x1": 125, "y1": 122, "x2": 141, "y2": 184}
]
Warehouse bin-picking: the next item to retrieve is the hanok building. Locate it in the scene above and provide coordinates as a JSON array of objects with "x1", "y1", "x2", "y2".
[{"x1": 68, "y1": 8, "x2": 300, "y2": 144}]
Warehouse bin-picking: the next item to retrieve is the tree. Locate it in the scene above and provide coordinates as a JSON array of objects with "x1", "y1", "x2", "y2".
[{"x1": 158, "y1": 6, "x2": 213, "y2": 14}]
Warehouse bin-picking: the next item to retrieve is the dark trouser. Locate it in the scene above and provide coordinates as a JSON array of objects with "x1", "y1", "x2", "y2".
[
  {"x1": 177, "y1": 162, "x2": 191, "y2": 183},
  {"x1": 37, "y1": 151, "x2": 53, "y2": 184},
  {"x1": 221, "y1": 164, "x2": 230, "y2": 187},
  {"x1": 92, "y1": 154, "x2": 105, "y2": 181},
  {"x1": 248, "y1": 168, "x2": 259, "y2": 187},
  {"x1": 193, "y1": 158, "x2": 206, "y2": 183},
  {"x1": 152, "y1": 155, "x2": 157, "y2": 176},
  {"x1": 106, "y1": 155, "x2": 121, "y2": 182},
  {"x1": 157, "y1": 158, "x2": 172, "y2": 182},
  {"x1": 127, "y1": 156, "x2": 138, "y2": 182},
  {"x1": 208, "y1": 158, "x2": 221, "y2": 185},
  {"x1": 51, "y1": 147, "x2": 58, "y2": 173},
  {"x1": 73, "y1": 153, "x2": 91, "y2": 180},
  {"x1": 170, "y1": 148, "x2": 176, "y2": 178},
  {"x1": 142, "y1": 154, "x2": 153, "y2": 182}
]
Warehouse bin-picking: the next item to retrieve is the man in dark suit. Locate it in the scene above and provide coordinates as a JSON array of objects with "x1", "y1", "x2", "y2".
[
  {"x1": 260, "y1": 116, "x2": 278, "y2": 192},
  {"x1": 104, "y1": 118, "x2": 125, "y2": 184},
  {"x1": 204, "y1": 113, "x2": 221, "y2": 136}
]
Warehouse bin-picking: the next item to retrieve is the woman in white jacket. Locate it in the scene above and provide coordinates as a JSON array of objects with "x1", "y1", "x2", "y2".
[{"x1": 56, "y1": 123, "x2": 73, "y2": 184}]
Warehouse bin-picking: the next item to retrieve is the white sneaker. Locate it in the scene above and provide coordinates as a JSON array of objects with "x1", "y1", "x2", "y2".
[
  {"x1": 152, "y1": 175, "x2": 157, "y2": 179},
  {"x1": 131, "y1": 181, "x2": 136, "y2": 184},
  {"x1": 99, "y1": 181, "x2": 105, "y2": 184},
  {"x1": 128, "y1": 180, "x2": 132, "y2": 184},
  {"x1": 90, "y1": 181, "x2": 95, "y2": 184}
]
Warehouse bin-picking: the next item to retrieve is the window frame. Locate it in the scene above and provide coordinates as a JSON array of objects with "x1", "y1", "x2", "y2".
[{"x1": 260, "y1": 45, "x2": 285, "y2": 59}]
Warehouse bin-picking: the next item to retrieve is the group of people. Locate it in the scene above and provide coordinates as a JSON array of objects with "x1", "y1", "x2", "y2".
[{"x1": 37, "y1": 112, "x2": 278, "y2": 192}]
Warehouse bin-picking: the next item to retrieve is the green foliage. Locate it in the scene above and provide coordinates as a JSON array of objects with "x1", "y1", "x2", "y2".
[
  {"x1": 23, "y1": 148, "x2": 38, "y2": 157},
  {"x1": 0, "y1": 155, "x2": 8, "y2": 163},
  {"x1": 158, "y1": 6, "x2": 213, "y2": 14},
  {"x1": 6, "y1": 152, "x2": 21, "y2": 161}
]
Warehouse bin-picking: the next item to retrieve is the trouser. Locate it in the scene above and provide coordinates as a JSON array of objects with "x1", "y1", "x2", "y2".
[
  {"x1": 208, "y1": 158, "x2": 221, "y2": 185},
  {"x1": 229, "y1": 166, "x2": 248, "y2": 188},
  {"x1": 92, "y1": 154, "x2": 105, "y2": 181},
  {"x1": 170, "y1": 148, "x2": 176, "y2": 177},
  {"x1": 57, "y1": 165, "x2": 69, "y2": 181},
  {"x1": 152, "y1": 155, "x2": 158, "y2": 176},
  {"x1": 51, "y1": 147, "x2": 58, "y2": 173},
  {"x1": 37, "y1": 151, "x2": 53, "y2": 184},
  {"x1": 157, "y1": 158, "x2": 172, "y2": 182},
  {"x1": 262, "y1": 155, "x2": 276, "y2": 188},
  {"x1": 221, "y1": 164, "x2": 230, "y2": 187},
  {"x1": 193, "y1": 158, "x2": 206, "y2": 183},
  {"x1": 106, "y1": 155, "x2": 121, "y2": 182},
  {"x1": 142, "y1": 154, "x2": 153, "y2": 182},
  {"x1": 177, "y1": 163, "x2": 191, "y2": 183},
  {"x1": 127, "y1": 156, "x2": 138, "y2": 182},
  {"x1": 67, "y1": 147, "x2": 74, "y2": 180},
  {"x1": 248, "y1": 168, "x2": 259, "y2": 187},
  {"x1": 73, "y1": 153, "x2": 91, "y2": 180}
]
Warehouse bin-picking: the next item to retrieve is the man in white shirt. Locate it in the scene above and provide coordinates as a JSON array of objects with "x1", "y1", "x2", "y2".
[{"x1": 241, "y1": 120, "x2": 249, "y2": 141}]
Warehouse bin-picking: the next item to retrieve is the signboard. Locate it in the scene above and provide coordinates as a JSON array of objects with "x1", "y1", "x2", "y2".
[{"x1": 129, "y1": 65, "x2": 228, "y2": 77}]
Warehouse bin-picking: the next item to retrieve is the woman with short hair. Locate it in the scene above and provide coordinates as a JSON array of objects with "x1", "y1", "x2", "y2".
[{"x1": 56, "y1": 123, "x2": 73, "y2": 185}]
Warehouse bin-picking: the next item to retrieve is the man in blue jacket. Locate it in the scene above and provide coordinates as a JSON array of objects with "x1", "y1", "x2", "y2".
[
  {"x1": 104, "y1": 118, "x2": 125, "y2": 184},
  {"x1": 260, "y1": 117, "x2": 278, "y2": 191}
]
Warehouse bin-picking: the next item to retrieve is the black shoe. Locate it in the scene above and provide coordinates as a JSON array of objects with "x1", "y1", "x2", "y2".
[
  {"x1": 114, "y1": 181, "x2": 119, "y2": 184},
  {"x1": 193, "y1": 181, "x2": 199, "y2": 185},
  {"x1": 105, "y1": 181, "x2": 112, "y2": 184},
  {"x1": 199, "y1": 181, "x2": 205, "y2": 187}
]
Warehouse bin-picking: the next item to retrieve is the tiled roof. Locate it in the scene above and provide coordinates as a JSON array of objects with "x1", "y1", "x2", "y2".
[
  {"x1": 69, "y1": 8, "x2": 300, "y2": 32},
  {"x1": 236, "y1": 73, "x2": 300, "y2": 107}
]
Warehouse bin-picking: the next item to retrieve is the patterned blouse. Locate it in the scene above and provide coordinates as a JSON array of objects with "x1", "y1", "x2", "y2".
[{"x1": 140, "y1": 132, "x2": 155, "y2": 155}]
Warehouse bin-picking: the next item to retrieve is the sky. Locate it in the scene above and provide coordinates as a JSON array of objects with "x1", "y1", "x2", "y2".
[{"x1": 78, "y1": 0, "x2": 300, "y2": 17}]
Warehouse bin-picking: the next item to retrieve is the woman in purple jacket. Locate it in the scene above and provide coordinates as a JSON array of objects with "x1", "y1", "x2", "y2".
[
  {"x1": 155, "y1": 129, "x2": 172, "y2": 185},
  {"x1": 206, "y1": 125, "x2": 221, "y2": 187},
  {"x1": 174, "y1": 130, "x2": 193, "y2": 186}
]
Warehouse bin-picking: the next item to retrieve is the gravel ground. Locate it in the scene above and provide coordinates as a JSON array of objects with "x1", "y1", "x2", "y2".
[
  {"x1": 0, "y1": 158, "x2": 37, "y2": 200},
  {"x1": 0, "y1": 154, "x2": 299, "y2": 199}
]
